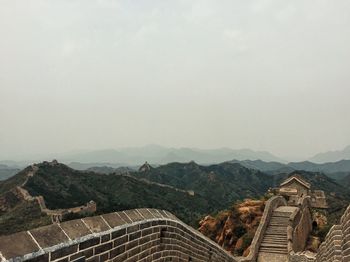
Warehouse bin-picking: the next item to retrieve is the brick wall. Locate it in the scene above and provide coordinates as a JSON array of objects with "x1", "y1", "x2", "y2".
[
  {"x1": 315, "y1": 204, "x2": 350, "y2": 262},
  {"x1": 0, "y1": 208, "x2": 238, "y2": 262}
]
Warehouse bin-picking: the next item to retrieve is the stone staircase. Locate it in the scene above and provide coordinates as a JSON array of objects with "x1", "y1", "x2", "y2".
[{"x1": 258, "y1": 206, "x2": 298, "y2": 262}]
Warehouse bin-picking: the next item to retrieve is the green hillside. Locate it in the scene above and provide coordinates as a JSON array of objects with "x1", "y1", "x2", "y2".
[{"x1": 131, "y1": 161, "x2": 274, "y2": 209}]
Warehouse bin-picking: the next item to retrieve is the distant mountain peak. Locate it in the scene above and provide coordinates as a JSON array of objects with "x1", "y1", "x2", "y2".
[
  {"x1": 139, "y1": 161, "x2": 152, "y2": 172},
  {"x1": 309, "y1": 145, "x2": 350, "y2": 163}
]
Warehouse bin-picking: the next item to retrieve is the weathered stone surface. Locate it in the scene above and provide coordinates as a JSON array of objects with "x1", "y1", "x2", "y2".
[
  {"x1": 258, "y1": 253, "x2": 288, "y2": 262},
  {"x1": 116, "y1": 211, "x2": 132, "y2": 224},
  {"x1": 102, "y1": 212, "x2": 126, "y2": 228},
  {"x1": 137, "y1": 208, "x2": 155, "y2": 219},
  {"x1": 0, "y1": 231, "x2": 39, "y2": 259},
  {"x1": 123, "y1": 209, "x2": 143, "y2": 222},
  {"x1": 60, "y1": 219, "x2": 91, "y2": 239},
  {"x1": 30, "y1": 224, "x2": 69, "y2": 248},
  {"x1": 82, "y1": 216, "x2": 109, "y2": 233}
]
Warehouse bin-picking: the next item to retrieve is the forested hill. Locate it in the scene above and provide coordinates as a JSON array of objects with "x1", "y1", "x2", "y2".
[
  {"x1": 1, "y1": 160, "x2": 350, "y2": 235},
  {"x1": 131, "y1": 161, "x2": 274, "y2": 209}
]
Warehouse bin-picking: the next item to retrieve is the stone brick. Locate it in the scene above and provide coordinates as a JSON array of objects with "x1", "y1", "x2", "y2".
[
  {"x1": 86, "y1": 256, "x2": 100, "y2": 262},
  {"x1": 30, "y1": 224, "x2": 69, "y2": 248},
  {"x1": 82, "y1": 216, "x2": 109, "y2": 233},
  {"x1": 26, "y1": 254, "x2": 49, "y2": 262},
  {"x1": 126, "y1": 224, "x2": 139, "y2": 234},
  {"x1": 126, "y1": 239, "x2": 139, "y2": 250},
  {"x1": 148, "y1": 209, "x2": 163, "y2": 218},
  {"x1": 71, "y1": 257, "x2": 85, "y2": 262},
  {"x1": 109, "y1": 245, "x2": 126, "y2": 258},
  {"x1": 111, "y1": 228, "x2": 126, "y2": 239},
  {"x1": 124, "y1": 210, "x2": 143, "y2": 222},
  {"x1": 129, "y1": 230, "x2": 141, "y2": 241},
  {"x1": 137, "y1": 209, "x2": 155, "y2": 219},
  {"x1": 112, "y1": 253, "x2": 127, "y2": 262},
  {"x1": 50, "y1": 244, "x2": 78, "y2": 260},
  {"x1": 99, "y1": 252, "x2": 109, "y2": 261},
  {"x1": 0, "y1": 231, "x2": 40, "y2": 259},
  {"x1": 60, "y1": 220, "x2": 91, "y2": 240},
  {"x1": 79, "y1": 237, "x2": 100, "y2": 250},
  {"x1": 100, "y1": 233, "x2": 111, "y2": 243},
  {"x1": 113, "y1": 235, "x2": 128, "y2": 247},
  {"x1": 116, "y1": 211, "x2": 133, "y2": 224},
  {"x1": 55, "y1": 257, "x2": 69, "y2": 262},
  {"x1": 70, "y1": 248, "x2": 94, "y2": 260},
  {"x1": 102, "y1": 212, "x2": 127, "y2": 228},
  {"x1": 94, "y1": 242, "x2": 113, "y2": 255}
]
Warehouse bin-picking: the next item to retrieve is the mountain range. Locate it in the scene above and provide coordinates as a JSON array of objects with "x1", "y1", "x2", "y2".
[
  {"x1": 1, "y1": 159, "x2": 350, "y2": 236},
  {"x1": 56, "y1": 145, "x2": 285, "y2": 165},
  {"x1": 309, "y1": 145, "x2": 350, "y2": 163},
  {"x1": 2, "y1": 145, "x2": 350, "y2": 168},
  {"x1": 229, "y1": 159, "x2": 350, "y2": 180}
]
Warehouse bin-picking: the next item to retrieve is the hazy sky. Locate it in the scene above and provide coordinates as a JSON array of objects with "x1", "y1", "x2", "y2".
[{"x1": 1, "y1": 0, "x2": 350, "y2": 160}]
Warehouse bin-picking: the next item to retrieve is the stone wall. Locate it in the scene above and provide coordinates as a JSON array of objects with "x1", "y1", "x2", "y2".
[
  {"x1": 287, "y1": 201, "x2": 350, "y2": 262},
  {"x1": 0, "y1": 208, "x2": 238, "y2": 262},
  {"x1": 313, "y1": 204, "x2": 350, "y2": 262},
  {"x1": 287, "y1": 197, "x2": 316, "y2": 261},
  {"x1": 291, "y1": 197, "x2": 312, "y2": 252},
  {"x1": 289, "y1": 251, "x2": 316, "y2": 262},
  {"x1": 239, "y1": 196, "x2": 287, "y2": 262}
]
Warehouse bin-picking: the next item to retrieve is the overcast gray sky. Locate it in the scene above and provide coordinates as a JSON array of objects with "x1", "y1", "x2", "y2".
[{"x1": 0, "y1": 0, "x2": 349, "y2": 161}]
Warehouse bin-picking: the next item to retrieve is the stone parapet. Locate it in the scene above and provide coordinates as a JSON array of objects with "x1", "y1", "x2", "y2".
[
  {"x1": 239, "y1": 196, "x2": 287, "y2": 262},
  {"x1": 315, "y1": 204, "x2": 350, "y2": 262},
  {"x1": 0, "y1": 208, "x2": 238, "y2": 262}
]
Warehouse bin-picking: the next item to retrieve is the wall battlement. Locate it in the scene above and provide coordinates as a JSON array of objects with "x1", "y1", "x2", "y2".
[
  {"x1": 0, "y1": 208, "x2": 238, "y2": 262},
  {"x1": 315, "y1": 204, "x2": 350, "y2": 262},
  {"x1": 1, "y1": 202, "x2": 349, "y2": 261}
]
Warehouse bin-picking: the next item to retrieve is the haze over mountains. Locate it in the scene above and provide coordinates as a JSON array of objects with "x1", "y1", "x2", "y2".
[
  {"x1": 309, "y1": 145, "x2": 350, "y2": 163},
  {"x1": 2, "y1": 144, "x2": 350, "y2": 169}
]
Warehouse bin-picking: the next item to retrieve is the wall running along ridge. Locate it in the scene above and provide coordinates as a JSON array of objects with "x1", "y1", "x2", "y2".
[{"x1": 0, "y1": 208, "x2": 238, "y2": 262}]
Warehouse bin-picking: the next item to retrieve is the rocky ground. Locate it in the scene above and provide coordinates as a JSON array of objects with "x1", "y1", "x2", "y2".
[{"x1": 198, "y1": 199, "x2": 266, "y2": 256}]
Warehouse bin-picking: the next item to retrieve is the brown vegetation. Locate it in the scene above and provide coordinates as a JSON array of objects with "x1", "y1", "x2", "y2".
[{"x1": 198, "y1": 199, "x2": 265, "y2": 256}]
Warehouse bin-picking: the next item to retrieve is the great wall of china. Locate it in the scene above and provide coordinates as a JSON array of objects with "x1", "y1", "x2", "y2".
[
  {"x1": 0, "y1": 166, "x2": 350, "y2": 262},
  {"x1": 0, "y1": 197, "x2": 349, "y2": 261}
]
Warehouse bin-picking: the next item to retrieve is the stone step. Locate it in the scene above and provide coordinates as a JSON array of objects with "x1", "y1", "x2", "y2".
[
  {"x1": 261, "y1": 243, "x2": 287, "y2": 248},
  {"x1": 262, "y1": 240, "x2": 287, "y2": 244},
  {"x1": 269, "y1": 219, "x2": 289, "y2": 223},
  {"x1": 262, "y1": 242, "x2": 287, "y2": 246},
  {"x1": 263, "y1": 237, "x2": 287, "y2": 241},
  {"x1": 266, "y1": 229, "x2": 287, "y2": 233},
  {"x1": 259, "y1": 248, "x2": 288, "y2": 254},
  {"x1": 259, "y1": 246, "x2": 288, "y2": 251},
  {"x1": 270, "y1": 217, "x2": 289, "y2": 220},
  {"x1": 259, "y1": 249, "x2": 288, "y2": 254},
  {"x1": 272, "y1": 212, "x2": 292, "y2": 217},
  {"x1": 262, "y1": 237, "x2": 287, "y2": 241},
  {"x1": 269, "y1": 221, "x2": 289, "y2": 225},
  {"x1": 263, "y1": 236, "x2": 287, "y2": 240},
  {"x1": 265, "y1": 233, "x2": 287, "y2": 237},
  {"x1": 270, "y1": 218, "x2": 289, "y2": 221},
  {"x1": 267, "y1": 225, "x2": 287, "y2": 229},
  {"x1": 262, "y1": 238, "x2": 287, "y2": 243}
]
